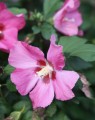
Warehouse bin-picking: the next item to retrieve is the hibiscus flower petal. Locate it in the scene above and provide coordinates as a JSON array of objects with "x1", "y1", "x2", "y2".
[
  {"x1": 0, "y1": 9, "x2": 25, "y2": 30},
  {"x1": 5, "y1": 14, "x2": 25, "y2": 30},
  {"x1": 0, "y1": 9, "x2": 16, "y2": 21},
  {"x1": 8, "y1": 41, "x2": 45, "y2": 69},
  {"x1": 29, "y1": 79, "x2": 54, "y2": 108},
  {"x1": 47, "y1": 35, "x2": 65, "y2": 70},
  {"x1": 64, "y1": 10, "x2": 83, "y2": 26},
  {"x1": 56, "y1": 70, "x2": 79, "y2": 89},
  {"x1": 53, "y1": 11, "x2": 78, "y2": 36},
  {"x1": 53, "y1": 71, "x2": 79, "y2": 101},
  {"x1": 64, "y1": 0, "x2": 75, "y2": 9},
  {"x1": 0, "y1": 42, "x2": 8, "y2": 53},
  {"x1": 58, "y1": 21, "x2": 78, "y2": 36},
  {"x1": 66, "y1": 0, "x2": 80, "y2": 12},
  {"x1": 53, "y1": 0, "x2": 82, "y2": 36},
  {"x1": 0, "y1": 28, "x2": 18, "y2": 52},
  {"x1": 0, "y1": 2, "x2": 7, "y2": 11},
  {"x1": 53, "y1": 0, "x2": 75, "y2": 22},
  {"x1": 11, "y1": 68, "x2": 39, "y2": 95}
]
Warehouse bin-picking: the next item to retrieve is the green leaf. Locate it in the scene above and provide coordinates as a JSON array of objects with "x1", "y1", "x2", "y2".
[
  {"x1": 13, "y1": 100, "x2": 31, "y2": 113},
  {"x1": 43, "y1": 0, "x2": 62, "y2": 18},
  {"x1": 0, "y1": 114, "x2": 4, "y2": 120},
  {"x1": 52, "y1": 112, "x2": 70, "y2": 120},
  {"x1": 66, "y1": 57, "x2": 92, "y2": 70},
  {"x1": 6, "y1": 80, "x2": 16, "y2": 92},
  {"x1": 64, "y1": 116, "x2": 70, "y2": 120},
  {"x1": 22, "y1": 111, "x2": 32, "y2": 120},
  {"x1": 8, "y1": 106, "x2": 25, "y2": 120},
  {"x1": 4, "y1": 65, "x2": 14, "y2": 75},
  {"x1": 59, "y1": 37, "x2": 87, "y2": 53},
  {"x1": 0, "y1": 98, "x2": 11, "y2": 119},
  {"x1": 9, "y1": 7, "x2": 27, "y2": 15},
  {"x1": 10, "y1": 111, "x2": 22, "y2": 120},
  {"x1": 0, "y1": 105, "x2": 8, "y2": 115},
  {"x1": 32, "y1": 26, "x2": 41, "y2": 34},
  {"x1": 81, "y1": 4, "x2": 92, "y2": 30},
  {"x1": 81, "y1": 15, "x2": 91, "y2": 30},
  {"x1": 41, "y1": 23, "x2": 56, "y2": 40},
  {"x1": 84, "y1": 69, "x2": 95, "y2": 84},
  {"x1": 46, "y1": 103, "x2": 57, "y2": 117},
  {"x1": 58, "y1": 36, "x2": 95, "y2": 62}
]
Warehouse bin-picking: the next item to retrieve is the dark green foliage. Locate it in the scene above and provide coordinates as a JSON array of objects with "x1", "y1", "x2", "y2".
[{"x1": 0, "y1": 0, "x2": 95, "y2": 120}]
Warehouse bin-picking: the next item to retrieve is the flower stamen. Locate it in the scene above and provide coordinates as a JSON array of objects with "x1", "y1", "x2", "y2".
[
  {"x1": 63, "y1": 17, "x2": 75, "y2": 22},
  {"x1": 36, "y1": 64, "x2": 53, "y2": 78}
]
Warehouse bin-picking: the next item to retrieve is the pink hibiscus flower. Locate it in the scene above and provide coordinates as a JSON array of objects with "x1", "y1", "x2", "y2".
[
  {"x1": 8, "y1": 35, "x2": 79, "y2": 108},
  {"x1": 64, "y1": 0, "x2": 80, "y2": 12},
  {"x1": 0, "y1": 2, "x2": 25, "y2": 53},
  {"x1": 53, "y1": 0, "x2": 83, "y2": 36},
  {"x1": 0, "y1": 2, "x2": 7, "y2": 11}
]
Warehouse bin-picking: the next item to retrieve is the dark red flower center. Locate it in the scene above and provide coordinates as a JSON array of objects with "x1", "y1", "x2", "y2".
[
  {"x1": 0, "y1": 32, "x2": 4, "y2": 40},
  {"x1": 0, "y1": 23, "x2": 5, "y2": 31},
  {"x1": 0, "y1": 23, "x2": 5, "y2": 40}
]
